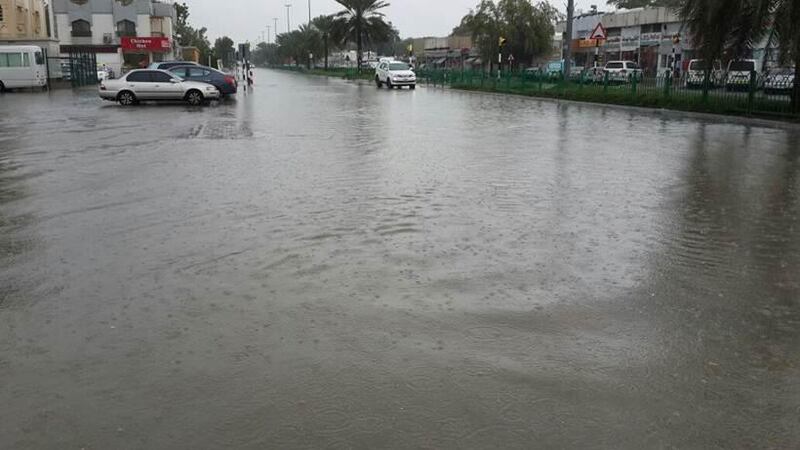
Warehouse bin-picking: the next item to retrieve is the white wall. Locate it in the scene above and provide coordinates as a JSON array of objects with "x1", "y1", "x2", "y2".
[
  {"x1": 55, "y1": 14, "x2": 71, "y2": 45},
  {"x1": 136, "y1": 14, "x2": 150, "y2": 37},
  {"x1": 91, "y1": 14, "x2": 113, "y2": 45}
]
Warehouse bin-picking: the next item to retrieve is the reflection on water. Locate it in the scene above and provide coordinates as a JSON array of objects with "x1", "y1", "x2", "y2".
[{"x1": 0, "y1": 73, "x2": 798, "y2": 448}]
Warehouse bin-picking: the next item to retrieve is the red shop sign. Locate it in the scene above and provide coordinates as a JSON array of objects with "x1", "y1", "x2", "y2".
[{"x1": 121, "y1": 36, "x2": 171, "y2": 52}]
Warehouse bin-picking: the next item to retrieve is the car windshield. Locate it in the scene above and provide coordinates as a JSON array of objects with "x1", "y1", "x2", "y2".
[
  {"x1": 389, "y1": 63, "x2": 410, "y2": 71},
  {"x1": 689, "y1": 60, "x2": 709, "y2": 71},
  {"x1": 606, "y1": 62, "x2": 623, "y2": 69},
  {"x1": 729, "y1": 61, "x2": 755, "y2": 71}
]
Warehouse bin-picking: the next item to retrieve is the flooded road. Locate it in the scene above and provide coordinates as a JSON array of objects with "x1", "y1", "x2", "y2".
[{"x1": 1, "y1": 69, "x2": 799, "y2": 449}]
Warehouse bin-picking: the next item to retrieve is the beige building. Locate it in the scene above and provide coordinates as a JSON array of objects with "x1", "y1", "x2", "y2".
[{"x1": 0, "y1": 0, "x2": 49, "y2": 40}]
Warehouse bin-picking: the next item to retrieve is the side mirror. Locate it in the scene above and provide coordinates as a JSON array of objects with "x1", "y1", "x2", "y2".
[{"x1": 170, "y1": 78, "x2": 180, "y2": 83}]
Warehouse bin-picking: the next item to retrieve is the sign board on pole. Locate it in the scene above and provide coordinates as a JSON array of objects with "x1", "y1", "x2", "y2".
[{"x1": 589, "y1": 23, "x2": 607, "y2": 40}]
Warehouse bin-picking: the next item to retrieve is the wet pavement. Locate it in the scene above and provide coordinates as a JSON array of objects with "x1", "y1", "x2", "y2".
[{"x1": 1, "y1": 69, "x2": 799, "y2": 449}]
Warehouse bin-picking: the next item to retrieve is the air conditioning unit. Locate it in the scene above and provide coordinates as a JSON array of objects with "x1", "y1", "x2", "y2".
[{"x1": 103, "y1": 33, "x2": 113, "y2": 44}]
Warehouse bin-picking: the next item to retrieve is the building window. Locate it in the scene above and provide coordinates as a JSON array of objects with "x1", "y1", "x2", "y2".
[
  {"x1": 34, "y1": 12, "x2": 41, "y2": 33},
  {"x1": 0, "y1": 5, "x2": 4, "y2": 23},
  {"x1": 116, "y1": 19, "x2": 136, "y2": 37},
  {"x1": 71, "y1": 19, "x2": 91, "y2": 37}
]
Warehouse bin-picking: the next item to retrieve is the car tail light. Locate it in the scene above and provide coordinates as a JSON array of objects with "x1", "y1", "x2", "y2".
[{"x1": 224, "y1": 75, "x2": 236, "y2": 86}]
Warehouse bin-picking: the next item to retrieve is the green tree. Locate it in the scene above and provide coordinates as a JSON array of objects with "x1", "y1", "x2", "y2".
[
  {"x1": 457, "y1": 1, "x2": 502, "y2": 72},
  {"x1": 213, "y1": 36, "x2": 235, "y2": 68},
  {"x1": 312, "y1": 15, "x2": 337, "y2": 69},
  {"x1": 298, "y1": 24, "x2": 323, "y2": 69},
  {"x1": 458, "y1": 0, "x2": 559, "y2": 70},
  {"x1": 332, "y1": 0, "x2": 393, "y2": 70},
  {"x1": 173, "y1": 2, "x2": 211, "y2": 64}
]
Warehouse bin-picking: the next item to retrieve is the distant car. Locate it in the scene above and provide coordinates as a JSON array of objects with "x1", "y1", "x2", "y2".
[
  {"x1": 147, "y1": 61, "x2": 200, "y2": 71},
  {"x1": 685, "y1": 59, "x2": 723, "y2": 88},
  {"x1": 168, "y1": 65, "x2": 238, "y2": 96},
  {"x1": 375, "y1": 60, "x2": 416, "y2": 89},
  {"x1": 603, "y1": 60, "x2": 642, "y2": 83},
  {"x1": 763, "y1": 68, "x2": 795, "y2": 95},
  {"x1": 726, "y1": 59, "x2": 759, "y2": 91},
  {"x1": 98, "y1": 69, "x2": 220, "y2": 106}
]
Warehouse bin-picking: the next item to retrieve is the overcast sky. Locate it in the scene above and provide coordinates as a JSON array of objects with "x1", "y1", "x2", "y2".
[{"x1": 182, "y1": 0, "x2": 604, "y2": 44}]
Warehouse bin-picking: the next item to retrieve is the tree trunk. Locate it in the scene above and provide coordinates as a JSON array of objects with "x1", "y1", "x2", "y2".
[
  {"x1": 793, "y1": 58, "x2": 800, "y2": 115},
  {"x1": 356, "y1": 24, "x2": 363, "y2": 73},
  {"x1": 324, "y1": 35, "x2": 329, "y2": 70}
]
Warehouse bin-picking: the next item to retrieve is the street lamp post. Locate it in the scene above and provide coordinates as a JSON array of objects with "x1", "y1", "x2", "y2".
[
  {"x1": 564, "y1": 0, "x2": 574, "y2": 80},
  {"x1": 285, "y1": 3, "x2": 292, "y2": 33},
  {"x1": 308, "y1": 0, "x2": 311, "y2": 25},
  {"x1": 266, "y1": 25, "x2": 271, "y2": 44},
  {"x1": 273, "y1": 18, "x2": 279, "y2": 38}
]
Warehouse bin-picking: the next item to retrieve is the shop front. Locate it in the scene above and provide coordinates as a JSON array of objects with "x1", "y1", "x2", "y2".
[{"x1": 120, "y1": 36, "x2": 172, "y2": 71}]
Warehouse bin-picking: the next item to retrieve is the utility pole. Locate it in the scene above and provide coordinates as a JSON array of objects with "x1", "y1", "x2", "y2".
[
  {"x1": 266, "y1": 25, "x2": 271, "y2": 44},
  {"x1": 308, "y1": 0, "x2": 311, "y2": 26},
  {"x1": 285, "y1": 3, "x2": 292, "y2": 33},
  {"x1": 273, "y1": 18, "x2": 279, "y2": 38},
  {"x1": 564, "y1": 0, "x2": 574, "y2": 80}
]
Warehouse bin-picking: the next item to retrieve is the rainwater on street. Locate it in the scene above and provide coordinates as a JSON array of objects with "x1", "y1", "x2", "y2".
[{"x1": 1, "y1": 70, "x2": 799, "y2": 449}]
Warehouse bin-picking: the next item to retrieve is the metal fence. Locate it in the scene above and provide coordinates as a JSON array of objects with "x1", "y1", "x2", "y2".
[{"x1": 416, "y1": 68, "x2": 799, "y2": 120}]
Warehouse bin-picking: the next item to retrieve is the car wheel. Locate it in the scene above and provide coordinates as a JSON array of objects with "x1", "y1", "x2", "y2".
[
  {"x1": 117, "y1": 90, "x2": 136, "y2": 106},
  {"x1": 410, "y1": 84, "x2": 416, "y2": 90},
  {"x1": 0, "y1": 81, "x2": 5, "y2": 92},
  {"x1": 386, "y1": 78, "x2": 392, "y2": 89},
  {"x1": 186, "y1": 90, "x2": 204, "y2": 106},
  {"x1": 375, "y1": 76, "x2": 382, "y2": 88}
]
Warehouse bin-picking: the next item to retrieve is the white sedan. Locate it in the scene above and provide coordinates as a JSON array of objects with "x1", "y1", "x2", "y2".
[
  {"x1": 99, "y1": 69, "x2": 220, "y2": 106},
  {"x1": 375, "y1": 61, "x2": 416, "y2": 89}
]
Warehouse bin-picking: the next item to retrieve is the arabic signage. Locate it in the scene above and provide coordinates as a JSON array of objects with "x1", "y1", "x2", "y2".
[{"x1": 121, "y1": 37, "x2": 171, "y2": 52}]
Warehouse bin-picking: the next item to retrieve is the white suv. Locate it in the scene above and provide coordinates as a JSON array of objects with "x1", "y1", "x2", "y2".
[
  {"x1": 375, "y1": 60, "x2": 416, "y2": 89},
  {"x1": 603, "y1": 60, "x2": 642, "y2": 83}
]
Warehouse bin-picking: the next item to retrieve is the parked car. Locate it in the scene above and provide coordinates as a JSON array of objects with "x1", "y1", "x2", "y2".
[
  {"x1": 168, "y1": 65, "x2": 238, "y2": 96},
  {"x1": 98, "y1": 69, "x2": 220, "y2": 106},
  {"x1": 603, "y1": 60, "x2": 642, "y2": 83},
  {"x1": 685, "y1": 59, "x2": 724, "y2": 88},
  {"x1": 725, "y1": 59, "x2": 759, "y2": 91},
  {"x1": 763, "y1": 68, "x2": 796, "y2": 95},
  {"x1": 147, "y1": 61, "x2": 200, "y2": 71},
  {"x1": 375, "y1": 60, "x2": 416, "y2": 89}
]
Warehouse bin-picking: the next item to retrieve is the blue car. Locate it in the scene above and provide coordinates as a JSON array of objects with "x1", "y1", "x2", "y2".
[{"x1": 168, "y1": 65, "x2": 238, "y2": 96}]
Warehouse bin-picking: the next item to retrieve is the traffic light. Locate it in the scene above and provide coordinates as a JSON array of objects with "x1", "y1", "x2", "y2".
[{"x1": 498, "y1": 36, "x2": 508, "y2": 48}]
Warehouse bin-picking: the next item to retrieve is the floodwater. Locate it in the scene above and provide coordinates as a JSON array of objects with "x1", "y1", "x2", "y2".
[{"x1": 1, "y1": 70, "x2": 799, "y2": 449}]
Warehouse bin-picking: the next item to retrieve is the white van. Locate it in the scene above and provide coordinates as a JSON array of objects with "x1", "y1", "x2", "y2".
[
  {"x1": 0, "y1": 45, "x2": 48, "y2": 91},
  {"x1": 726, "y1": 59, "x2": 759, "y2": 91}
]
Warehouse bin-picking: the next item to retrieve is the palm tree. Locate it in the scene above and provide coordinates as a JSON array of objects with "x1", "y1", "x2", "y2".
[
  {"x1": 298, "y1": 24, "x2": 322, "y2": 69},
  {"x1": 678, "y1": 0, "x2": 800, "y2": 113},
  {"x1": 312, "y1": 15, "x2": 336, "y2": 70},
  {"x1": 332, "y1": 0, "x2": 392, "y2": 71},
  {"x1": 770, "y1": 0, "x2": 800, "y2": 113}
]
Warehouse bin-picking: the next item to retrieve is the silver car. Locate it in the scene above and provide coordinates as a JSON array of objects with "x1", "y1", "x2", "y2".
[{"x1": 99, "y1": 69, "x2": 220, "y2": 106}]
